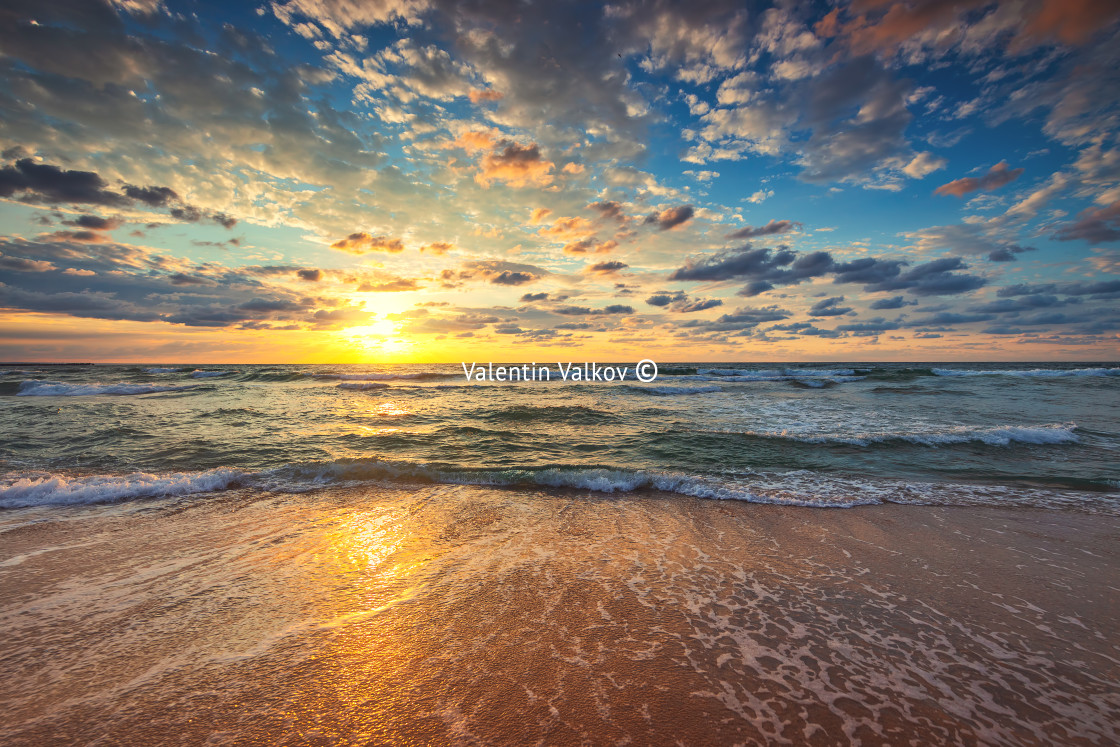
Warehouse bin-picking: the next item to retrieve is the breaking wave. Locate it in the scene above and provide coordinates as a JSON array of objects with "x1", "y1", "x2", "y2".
[{"x1": 16, "y1": 380, "x2": 200, "y2": 397}]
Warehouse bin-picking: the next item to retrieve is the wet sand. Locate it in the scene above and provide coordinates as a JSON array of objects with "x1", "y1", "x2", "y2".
[{"x1": 1, "y1": 486, "x2": 1118, "y2": 745}]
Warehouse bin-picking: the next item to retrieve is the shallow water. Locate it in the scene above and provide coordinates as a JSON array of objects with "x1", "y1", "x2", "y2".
[
  {"x1": 1, "y1": 361, "x2": 1117, "y2": 512},
  {"x1": 1, "y1": 486, "x2": 1117, "y2": 745}
]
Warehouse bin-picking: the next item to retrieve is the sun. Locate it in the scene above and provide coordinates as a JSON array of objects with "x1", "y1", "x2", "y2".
[{"x1": 339, "y1": 319, "x2": 416, "y2": 357}]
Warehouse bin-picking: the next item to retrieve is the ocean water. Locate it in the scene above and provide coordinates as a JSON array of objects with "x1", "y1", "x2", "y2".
[
  {"x1": 1, "y1": 361, "x2": 1117, "y2": 513},
  {"x1": 3, "y1": 362, "x2": 1119, "y2": 744}
]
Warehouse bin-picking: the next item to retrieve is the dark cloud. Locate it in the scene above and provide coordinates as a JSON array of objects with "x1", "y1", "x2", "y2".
[
  {"x1": 869, "y1": 295, "x2": 917, "y2": 309},
  {"x1": 725, "y1": 219, "x2": 800, "y2": 240},
  {"x1": 296, "y1": 268, "x2": 323, "y2": 281},
  {"x1": 831, "y1": 257, "x2": 904, "y2": 285},
  {"x1": 864, "y1": 257, "x2": 986, "y2": 296},
  {"x1": 645, "y1": 205, "x2": 694, "y2": 231},
  {"x1": 669, "y1": 246, "x2": 797, "y2": 282},
  {"x1": 123, "y1": 184, "x2": 179, "y2": 207},
  {"x1": 1051, "y1": 200, "x2": 1120, "y2": 244},
  {"x1": 63, "y1": 215, "x2": 121, "y2": 231},
  {"x1": 0, "y1": 158, "x2": 128, "y2": 206},
  {"x1": 644, "y1": 290, "x2": 722, "y2": 312},
  {"x1": 588, "y1": 200, "x2": 626, "y2": 221},
  {"x1": 520, "y1": 292, "x2": 549, "y2": 302},
  {"x1": 491, "y1": 271, "x2": 536, "y2": 285},
  {"x1": 809, "y1": 296, "x2": 852, "y2": 316},
  {"x1": 585, "y1": 260, "x2": 627, "y2": 275},
  {"x1": 676, "y1": 298, "x2": 723, "y2": 312}
]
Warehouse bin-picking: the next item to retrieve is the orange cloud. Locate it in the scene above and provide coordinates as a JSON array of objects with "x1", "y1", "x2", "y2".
[
  {"x1": 934, "y1": 162, "x2": 1024, "y2": 198},
  {"x1": 331, "y1": 232, "x2": 406, "y2": 254},
  {"x1": 420, "y1": 241, "x2": 455, "y2": 255},
  {"x1": 539, "y1": 216, "x2": 595, "y2": 239},
  {"x1": 476, "y1": 141, "x2": 555, "y2": 188},
  {"x1": 448, "y1": 129, "x2": 500, "y2": 152},
  {"x1": 819, "y1": 0, "x2": 1120, "y2": 55},
  {"x1": 563, "y1": 238, "x2": 619, "y2": 254},
  {"x1": 468, "y1": 88, "x2": 503, "y2": 103}
]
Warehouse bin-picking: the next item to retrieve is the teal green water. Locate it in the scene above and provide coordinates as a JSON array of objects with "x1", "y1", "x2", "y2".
[{"x1": 1, "y1": 362, "x2": 1118, "y2": 512}]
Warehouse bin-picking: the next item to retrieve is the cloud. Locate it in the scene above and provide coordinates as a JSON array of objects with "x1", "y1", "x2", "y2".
[
  {"x1": 420, "y1": 241, "x2": 455, "y2": 255},
  {"x1": 934, "y1": 162, "x2": 1024, "y2": 197},
  {"x1": 1051, "y1": 200, "x2": 1120, "y2": 243},
  {"x1": 330, "y1": 233, "x2": 406, "y2": 253},
  {"x1": 864, "y1": 257, "x2": 986, "y2": 296},
  {"x1": 908, "y1": 223, "x2": 1037, "y2": 262},
  {"x1": 808, "y1": 296, "x2": 852, "y2": 316},
  {"x1": 357, "y1": 278, "x2": 421, "y2": 292},
  {"x1": 0, "y1": 253, "x2": 56, "y2": 272},
  {"x1": 491, "y1": 271, "x2": 535, "y2": 285},
  {"x1": 563, "y1": 238, "x2": 618, "y2": 254},
  {"x1": 902, "y1": 152, "x2": 947, "y2": 178},
  {"x1": 520, "y1": 292, "x2": 549, "y2": 302},
  {"x1": 585, "y1": 260, "x2": 628, "y2": 275},
  {"x1": 469, "y1": 88, "x2": 503, "y2": 103},
  {"x1": 296, "y1": 268, "x2": 323, "y2": 281},
  {"x1": 816, "y1": 0, "x2": 1120, "y2": 60},
  {"x1": 476, "y1": 141, "x2": 555, "y2": 188},
  {"x1": 869, "y1": 295, "x2": 917, "y2": 309},
  {"x1": 725, "y1": 219, "x2": 799, "y2": 239},
  {"x1": 588, "y1": 200, "x2": 626, "y2": 221},
  {"x1": 63, "y1": 215, "x2": 122, "y2": 231},
  {"x1": 0, "y1": 158, "x2": 129, "y2": 206},
  {"x1": 645, "y1": 205, "x2": 694, "y2": 230}
]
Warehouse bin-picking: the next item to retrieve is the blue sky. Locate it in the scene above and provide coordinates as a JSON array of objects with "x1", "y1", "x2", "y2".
[{"x1": 0, "y1": 0, "x2": 1118, "y2": 362}]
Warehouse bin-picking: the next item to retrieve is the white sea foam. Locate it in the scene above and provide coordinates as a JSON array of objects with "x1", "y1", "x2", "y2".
[
  {"x1": 720, "y1": 423, "x2": 1079, "y2": 446},
  {"x1": 932, "y1": 367, "x2": 1120, "y2": 378},
  {"x1": 624, "y1": 384, "x2": 722, "y2": 395},
  {"x1": 143, "y1": 367, "x2": 182, "y2": 374},
  {"x1": 189, "y1": 369, "x2": 236, "y2": 378},
  {"x1": 16, "y1": 380, "x2": 199, "y2": 396},
  {"x1": 338, "y1": 381, "x2": 389, "y2": 390},
  {"x1": 0, "y1": 469, "x2": 245, "y2": 508}
]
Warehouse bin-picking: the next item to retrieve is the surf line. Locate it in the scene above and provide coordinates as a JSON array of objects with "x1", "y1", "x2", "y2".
[{"x1": 461, "y1": 362, "x2": 630, "y2": 382}]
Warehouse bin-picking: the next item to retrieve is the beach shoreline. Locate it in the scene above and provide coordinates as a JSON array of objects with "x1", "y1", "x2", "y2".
[{"x1": 1, "y1": 487, "x2": 1117, "y2": 745}]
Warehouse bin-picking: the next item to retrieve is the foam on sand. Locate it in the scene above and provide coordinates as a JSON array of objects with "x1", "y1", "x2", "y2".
[{"x1": 0, "y1": 468, "x2": 245, "y2": 508}]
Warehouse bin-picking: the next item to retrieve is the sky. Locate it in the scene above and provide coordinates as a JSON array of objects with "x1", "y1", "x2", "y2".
[{"x1": 0, "y1": 0, "x2": 1118, "y2": 363}]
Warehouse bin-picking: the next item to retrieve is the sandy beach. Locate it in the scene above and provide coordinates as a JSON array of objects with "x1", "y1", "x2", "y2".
[{"x1": 2, "y1": 485, "x2": 1117, "y2": 745}]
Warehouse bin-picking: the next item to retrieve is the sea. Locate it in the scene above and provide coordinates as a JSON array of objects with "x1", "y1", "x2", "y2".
[
  {"x1": 1, "y1": 361, "x2": 1117, "y2": 512},
  {"x1": 2, "y1": 362, "x2": 1119, "y2": 744}
]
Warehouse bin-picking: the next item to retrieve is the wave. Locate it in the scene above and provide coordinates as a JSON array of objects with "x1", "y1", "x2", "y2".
[
  {"x1": 189, "y1": 369, "x2": 236, "y2": 378},
  {"x1": 715, "y1": 423, "x2": 1079, "y2": 447},
  {"x1": 6, "y1": 459, "x2": 1114, "y2": 514},
  {"x1": 481, "y1": 405, "x2": 619, "y2": 424},
  {"x1": 624, "y1": 384, "x2": 722, "y2": 395},
  {"x1": 932, "y1": 367, "x2": 1120, "y2": 378},
  {"x1": 338, "y1": 381, "x2": 389, "y2": 390},
  {"x1": 664, "y1": 368, "x2": 867, "y2": 385},
  {"x1": 0, "y1": 468, "x2": 245, "y2": 508},
  {"x1": 143, "y1": 367, "x2": 182, "y2": 374},
  {"x1": 699, "y1": 367, "x2": 862, "y2": 378},
  {"x1": 16, "y1": 380, "x2": 200, "y2": 397},
  {"x1": 314, "y1": 371, "x2": 457, "y2": 382}
]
